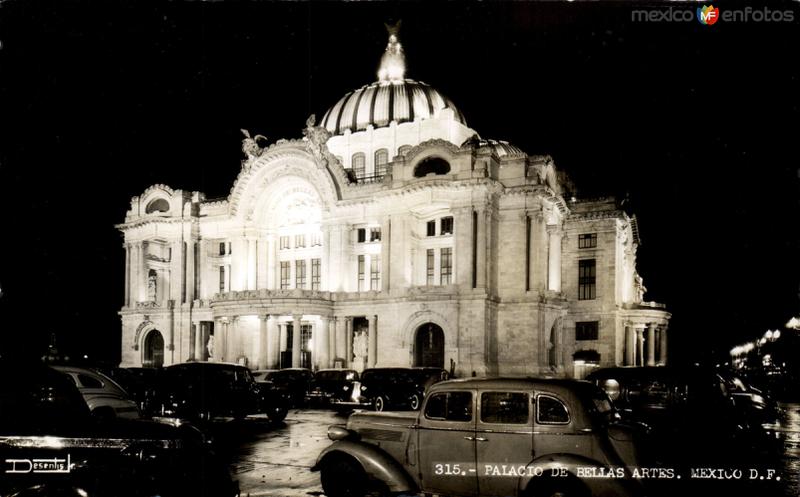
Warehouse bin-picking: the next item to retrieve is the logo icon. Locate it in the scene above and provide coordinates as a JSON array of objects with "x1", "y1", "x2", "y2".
[{"x1": 697, "y1": 5, "x2": 720, "y2": 25}]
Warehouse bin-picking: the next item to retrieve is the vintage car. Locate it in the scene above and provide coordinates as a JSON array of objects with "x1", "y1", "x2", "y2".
[
  {"x1": 313, "y1": 377, "x2": 646, "y2": 497},
  {"x1": 0, "y1": 358, "x2": 238, "y2": 497},
  {"x1": 305, "y1": 369, "x2": 359, "y2": 406},
  {"x1": 259, "y1": 368, "x2": 314, "y2": 407},
  {"x1": 51, "y1": 365, "x2": 141, "y2": 420},
  {"x1": 333, "y1": 366, "x2": 448, "y2": 411},
  {"x1": 586, "y1": 366, "x2": 783, "y2": 463},
  {"x1": 146, "y1": 362, "x2": 288, "y2": 422}
]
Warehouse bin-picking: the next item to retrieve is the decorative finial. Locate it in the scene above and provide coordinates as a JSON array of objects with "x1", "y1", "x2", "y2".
[{"x1": 378, "y1": 20, "x2": 405, "y2": 82}]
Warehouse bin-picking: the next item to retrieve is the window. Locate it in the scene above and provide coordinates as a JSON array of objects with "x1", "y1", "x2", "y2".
[
  {"x1": 579, "y1": 233, "x2": 598, "y2": 249},
  {"x1": 357, "y1": 255, "x2": 366, "y2": 291},
  {"x1": 481, "y1": 392, "x2": 529, "y2": 424},
  {"x1": 311, "y1": 258, "x2": 321, "y2": 290},
  {"x1": 311, "y1": 232, "x2": 322, "y2": 246},
  {"x1": 424, "y1": 392, "x2": 472, "y2": 422},
  {"x1": 426, "y1": 249, "x2": 435, "y2": 285},
  {"x1": 414, "y1": 157, "x2": 450, "y2": 177},
  {"x1": 536, "y1": 395, "x2": 570, "y2": 424},
  {"x1": 440, "y1": 216, "x2": 454, "y2": 235},
  {"x1": 280, "y1": 236, "x2": 290, "y2": 250},
  {"x1": 357, "y1": 228, "x2": 366, "y2": 243},
  {"x1": 280, "y1": 261, "x2": 290, "y2": 289},
  {"x1": 295, "y1": 234, "x2": 306, "y2": 248},
  {"x1": 370, "y1": 255, "x2": 380, "y2": 291},
  {"x1": 576, "y1": 321, "x2": 599, "y2": 341},
  {"x1": 374, "y1": 149, "x2": 389, "y2": 176},
  {"x1": 77, "y1": 374, "x2": 104, "y2": 389},
  {"x1": 578, "y1": 259, "x2": 597, "y2": 300},
  {"x1": 219, "y1": 242, "x2": 226, "y2": 255},
  {"x1": 370, "y1": 227, "x2": 381, "y2": 242},
  {"x1": 295, "y1": 260, "x2": 306, "y2": 289},
  {"x1": 145, "y1": 198, "x2": 170, "y2": 214},
  {"x1": 440, "y1": 248, "x2": 452, "y2": 285},
  {"x1": 219, "y1": 266, "x2": 225, "y2": 293},
  {"x1": 352, "y1": 152, "x2": 366, "y2": 178},
  {"x1": 426, "y1": 220, "x2": 436, "y2": 237}
]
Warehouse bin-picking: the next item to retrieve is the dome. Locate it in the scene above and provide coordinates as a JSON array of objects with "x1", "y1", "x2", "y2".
[
  {"x1": 462, "y1": 136, "x2": 525, "y2": 158},
  {"x1": 321, "y1": 79, "x2": 467, "y2": 136}
]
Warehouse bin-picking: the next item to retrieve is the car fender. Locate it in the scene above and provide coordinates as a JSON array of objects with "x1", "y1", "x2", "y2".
[
  {"x1": 312, "y1": 440, "x2": 417, "y2": 493},
  {"x1": 520, "y1": 453, "x2": 644, "y2": 497}
]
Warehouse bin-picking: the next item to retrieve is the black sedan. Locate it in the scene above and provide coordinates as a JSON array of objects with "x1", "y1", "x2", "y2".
[
  {"x1": 0, "y1": 358, "x2": 238, "y2": 497},
  {"x1": 305, "y1": 369, "x2": 359, "y2": 407},
  {"x1": 333, "y1": 367, "x2": 449, "y2": 411}
]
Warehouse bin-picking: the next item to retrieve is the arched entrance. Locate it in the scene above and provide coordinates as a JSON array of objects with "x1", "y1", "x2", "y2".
[
  {"x1": 414, "y1": 323, "x2": 444, "y2": 368},
  {"x1": 143, "y1": 330, "x2": 164, "y2": 368}
]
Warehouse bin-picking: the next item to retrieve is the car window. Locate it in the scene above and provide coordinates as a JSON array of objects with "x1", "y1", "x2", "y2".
[
  {"x1": 536, "y1": 394, "x2": 570, "y2": 424},
  {"x1": 424, "y1": 392, "x2": 472, "y2": 422},
  {"x1": 481, "y1": 392, "x2": 529, "y2": 424},
  {"x1": 77, "y1": 373, "x2": 104, "y2": 389}
]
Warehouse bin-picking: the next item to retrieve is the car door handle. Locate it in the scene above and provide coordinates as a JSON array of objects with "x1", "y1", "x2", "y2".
[
  {"x1": 464, "y1": 436, "x2": 475, "y2": 441},
  {"x1": 474, "y1": 437, "x2": 488, "y2": 442}
]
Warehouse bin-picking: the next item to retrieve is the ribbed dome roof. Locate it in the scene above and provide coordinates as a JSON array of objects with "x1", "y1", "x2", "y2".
[
  {"x1": 462, "y1": 137, "x2": 525, "y2": 158},
  {"x1": 321, "y1": 79, "x2": 467, "y2": 136}
]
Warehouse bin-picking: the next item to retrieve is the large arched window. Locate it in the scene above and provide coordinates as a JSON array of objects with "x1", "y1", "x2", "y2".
[
  {"x1": 374, "y1": 149, "x2": 389, "y2": 177},
  {"x1": 414, "y1": 157, "x2": 451, "y2": 178},
  {"x1": 145, "y1": 198, "x2": 170, "y2": 214},
  {"x1": 351, "y1": 153, "x2": 366, "y2": 179}
]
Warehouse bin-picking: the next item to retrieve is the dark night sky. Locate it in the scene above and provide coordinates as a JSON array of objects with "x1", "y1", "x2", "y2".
[{"x1": 1, "y1": 1, "x2": 798, "y2": 365}]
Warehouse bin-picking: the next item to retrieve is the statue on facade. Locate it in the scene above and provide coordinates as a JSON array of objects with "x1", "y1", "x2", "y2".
[
  {"x1": 206, "y1": 334, "x2": 215, "y2": 360},
  {"x1": 352, "y1": 331, "x2": 368, "y2": 370},
  {"x1": 634, "y1": 273, "x2": 646, "y2": 303},
  {"x1": 302, "y1": 114, "x2": 332, "y2": 169},
  {"x1": 146, "y1": 272, "x2": 157, "y2": 302},
  {"x1": 240, "y1": 129, "x2": 268, "y2": 170}
]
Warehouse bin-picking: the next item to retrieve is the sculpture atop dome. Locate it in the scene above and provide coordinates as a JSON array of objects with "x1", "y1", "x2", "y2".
[{"x1": 378, "y1": 21, "x2": 405, "y2": 82}]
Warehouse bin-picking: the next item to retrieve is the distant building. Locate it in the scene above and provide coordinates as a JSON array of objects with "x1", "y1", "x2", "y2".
[{"x1": 117, "y1": 29, "x2": 670, "y2": 378}]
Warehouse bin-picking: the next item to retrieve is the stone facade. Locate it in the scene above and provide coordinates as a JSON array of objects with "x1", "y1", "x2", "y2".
[{"x1": 117, "y1": 32, "x2": 669, "y2": 378}]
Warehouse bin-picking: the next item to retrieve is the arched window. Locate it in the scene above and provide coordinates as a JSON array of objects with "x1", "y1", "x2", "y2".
[
  {"x1": 374, "y1": 149, "x2": 389, "y2": 177},
  {"x1": 351, "y1": 153, "x2": 366, "y2": 179},
  {"x1": 145, "y1": 198, "x2": 170, "y2": 214},
  {"x1": 414, "y1": 157, "x2": 450, "y2": 178}
]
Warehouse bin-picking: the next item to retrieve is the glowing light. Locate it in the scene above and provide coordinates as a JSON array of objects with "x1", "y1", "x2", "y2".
[
  {"x1": 786, "y1": 317, "x2": 800, "y2": 330},
  {"x1": 765, "y1": 330, "x2": 773, "y2": 340},
  {"x1": 773, "y1": 330, "x2": 781, "y2": 340},
  {"x1": 378, "y1": 23, "x2": 406, "y2": 82}
]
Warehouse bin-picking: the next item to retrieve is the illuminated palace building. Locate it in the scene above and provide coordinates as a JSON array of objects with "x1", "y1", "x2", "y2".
[{"x1": 118, "y1": 29, "x2": 670, "y2": 378}]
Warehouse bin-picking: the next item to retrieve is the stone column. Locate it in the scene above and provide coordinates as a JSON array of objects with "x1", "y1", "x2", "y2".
[
  {"x1": 278, "y1": 324, "x2": 287, "y2": 367},
  {"x1": 336, "y1": 316, "x2": 346, "y2": 363},
  {"x1": 139, "y1": 241, "x2": 148, "y2": 302},
  {"x1": 367, "y1": 315, "x2": 378, "y2": 368},
  {"x1": 475, "y1": 209, "x2": 487, "y2": 289},
  {"x1": 124, "y1": 244, "x2": 131, "y2": 306},
  {"x1": 247, "y1": 238, "x2": 257, "y2": 290},
  {"x1": 228, "y1": 318, "x2": 238, "y2": 363},
  {"x1": 345, "y1": 317, "x2": 353, "y2": 367},
  {"x1": 659, "y1": 326, "x2": 668, "y2": 366},
  {"x1": 318, "y1": 316, "x2": 330, "y2": 369},
  {"x1": 259, "y1": 315, "x2": 269, "y2": 369},
  {"x1": 268, "y1": 316, "x2": 280, "y2": 368},
  {"x1": 186, "y1": 239, "x2": 195, "y2": 302},
  {"x1": 636, "y1": 328, "x2": 644, "y2": 367},
  {"x1": 266, "y1": 233, "x2": 276, "y2": 290},
  {"x1": 646, "y1": 324, "x2": 657, "y2": 366},
  {"x1": 328, "y1": 318, "x2": 337, "y2": 367},
  {"x1": 454, "y1": 208, "x2": 471, "y2": 287},
  {"x1": 292, "y1": 314, "x2": 302, "y2": 368},
  {"x1": 193, "y1": 322, "x2": 203, "y2": 361},
  {"x1": 381, "y1": 217, "x2": 391, "y2": 291},
  {"x1": 546, "y1": 225, "x2": 562, "y2": 292},
  {"x1": 625, "y1": 323, "x2": 635, "y2": 366},
  {"x1": 215, "y1": 319, "x2": 227, "y2": 362},
  {"x1": 256, "y1": 238, "x2": 267, "y2": 290}
]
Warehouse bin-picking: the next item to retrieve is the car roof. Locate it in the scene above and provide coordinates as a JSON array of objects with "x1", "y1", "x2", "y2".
[
  {"x1": 167, "y1": 361, "x2": 247, "y2": 369},
  {"x1": 428, "y1": 377, "x2": 595, "y2": 394}
]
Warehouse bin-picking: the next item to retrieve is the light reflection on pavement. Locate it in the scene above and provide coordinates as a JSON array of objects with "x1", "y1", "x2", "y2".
[
  {"x1": 229, "y1": 409, "x2": 343, "y2": 497},
  {"x1": 779, "y1": 403, "x2": 800, "y2": 497}
]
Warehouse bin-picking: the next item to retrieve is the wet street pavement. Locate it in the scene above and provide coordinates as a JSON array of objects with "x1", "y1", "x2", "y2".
[{"x1": 214, "y1": 405, "x2": 800, "y2": 497}]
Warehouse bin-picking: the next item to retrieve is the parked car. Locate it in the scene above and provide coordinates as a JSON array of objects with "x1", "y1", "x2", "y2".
[
  {"x1": 0, "y1": 358, "x2": 238, "y2": 497},
  {"x1": 305, "y1": 369, "x2": 359, "y2": 406},
  {"x1": 334, "y1": 367, "x2": 449, "y2": 411},
  {"x1": 51, "y1": 365, "x2": 140, "y2": 420},
  {"x1": 586, "y1": 366, "x2": 783, "y2": 464},
  {"x1": 146, "y1": 362, "x2": 288, "y2": 422},
  {"x1": 260, "y1": 368, "x2": 314, "y2": 407},
  {"x1": 313, "y1": 377, "x2": 646, "y2": 497}
]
